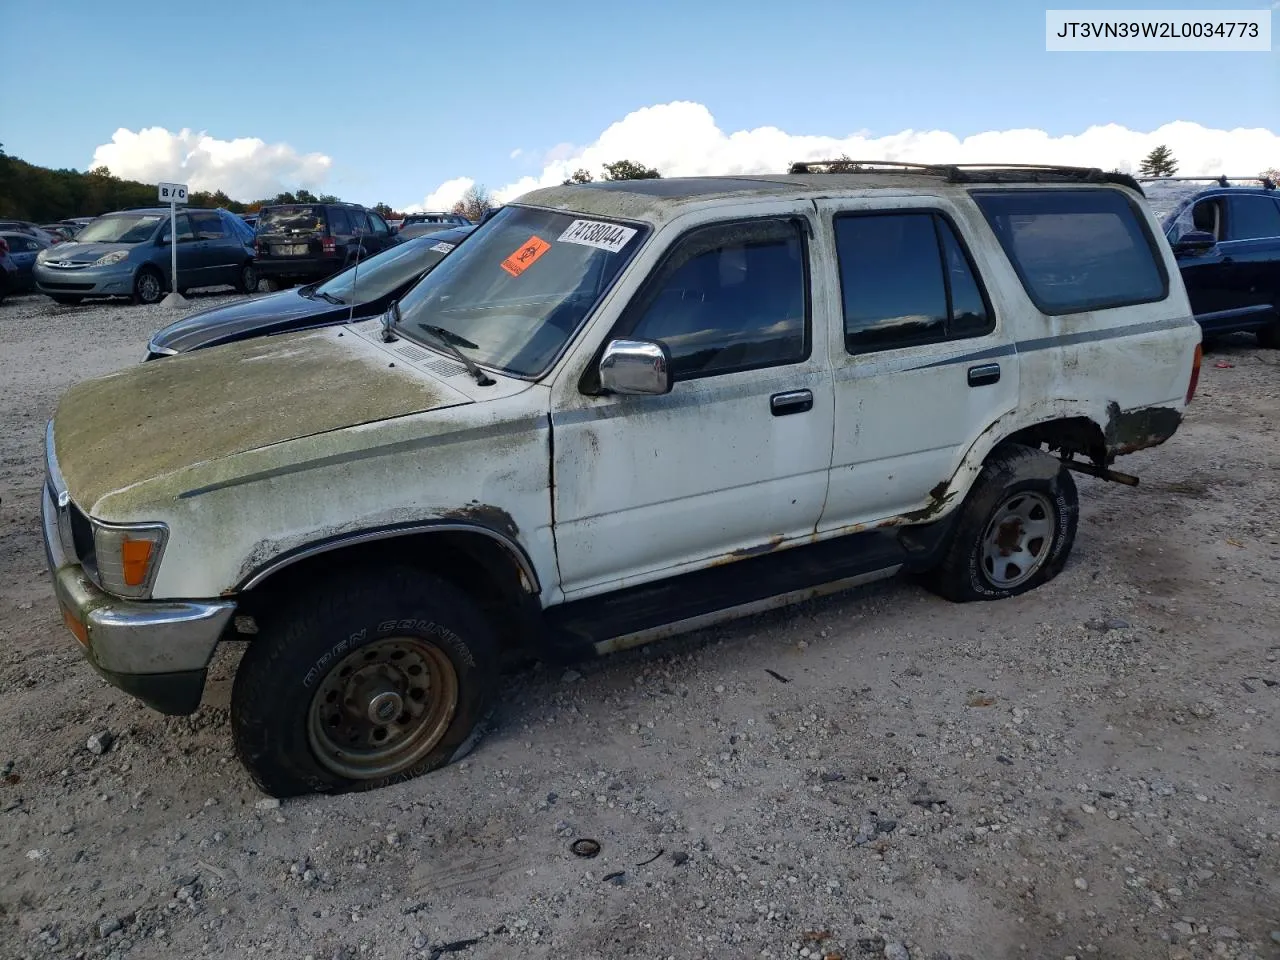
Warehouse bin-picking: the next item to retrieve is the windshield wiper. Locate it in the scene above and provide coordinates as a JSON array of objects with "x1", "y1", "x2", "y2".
[
  {"x1": 314, "y1": 291, "x2": 344, "y2": 305},
  {"x1": 417, "y1": 324, "x2": 494, "y2": 386}
]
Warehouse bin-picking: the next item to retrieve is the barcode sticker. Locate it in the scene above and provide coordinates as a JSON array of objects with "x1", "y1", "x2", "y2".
[{"x1": 557, "y1": 219, "x2": 637, "y2": 253}]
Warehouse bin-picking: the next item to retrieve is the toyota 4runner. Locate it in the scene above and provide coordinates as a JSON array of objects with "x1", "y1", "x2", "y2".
[{"x1": 42, "y1": 163, "x2": 1202, "y2": 797}]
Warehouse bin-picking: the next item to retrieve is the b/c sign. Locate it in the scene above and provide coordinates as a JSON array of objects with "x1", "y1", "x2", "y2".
[{"x1": 158, "y1": 182, "x2": 189, "y2": 203}]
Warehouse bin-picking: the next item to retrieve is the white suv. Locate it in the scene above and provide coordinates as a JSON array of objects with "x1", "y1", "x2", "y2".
[{"x1": 42, "y1": 163, "x2": 1202, "y2": 797}]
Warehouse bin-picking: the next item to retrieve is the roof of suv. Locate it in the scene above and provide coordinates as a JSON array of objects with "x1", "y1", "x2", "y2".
[{"x1": 517, "y1": 164, "x2": 1146, "y2": 226}]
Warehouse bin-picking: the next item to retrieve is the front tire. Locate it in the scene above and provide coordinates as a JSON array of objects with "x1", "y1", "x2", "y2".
[
  {"x1": 231, "y1": 569, "x2": 499, "y2": 798},
  {"x1": 133, "y1": 267, "x2": 164, "y2": 305},
  {"x1": 926, "y1": 443, "x2": 1078, "y2": 602}
]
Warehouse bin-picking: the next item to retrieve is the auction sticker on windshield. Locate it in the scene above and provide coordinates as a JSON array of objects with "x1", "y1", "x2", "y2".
[
  {"x1": 557, "y1": 219, "x2": 637, "y2": 253},
  {"x1": 501, "y1": 236, "x2": 552, "y2": 277},
  {"x1": 429, "y1": 241, "x2": 455, "y2": 253}
]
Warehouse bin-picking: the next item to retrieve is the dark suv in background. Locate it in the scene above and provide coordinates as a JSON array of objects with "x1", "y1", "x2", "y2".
[
  {"x1": 1143, "y1": 175, "x2": 1280, "y2": 346},
  {"x1": 253, "y1": 202, "x2": 396, "y2": 288}
]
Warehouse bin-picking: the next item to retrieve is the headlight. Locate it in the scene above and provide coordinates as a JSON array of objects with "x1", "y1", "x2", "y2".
[
  {"x1": 92, "y1": 521, "x2": 168, "y2": 598},
  {"x1": 36, "y1": 248, "x2": 51, "y2": 263},
  {"x1": 92, "y1": 250, "x2": 129, "y2": 267}
]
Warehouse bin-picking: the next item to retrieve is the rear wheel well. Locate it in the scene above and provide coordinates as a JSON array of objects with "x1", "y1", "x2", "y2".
[
  {"x1": 234, "y1": 531, "x2": 540, "y2": 658},
  {"x1": 1002, "y1": 417, "x2": 1108, "y2": 466}
]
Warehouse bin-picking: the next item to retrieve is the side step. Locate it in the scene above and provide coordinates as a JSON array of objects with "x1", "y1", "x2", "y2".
[{"x1": 544, "y1": 526, "x2": 943, "y2": 657}]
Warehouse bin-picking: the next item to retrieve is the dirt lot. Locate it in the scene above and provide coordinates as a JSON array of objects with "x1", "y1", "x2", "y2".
[{"x1": 0, "y1": 290, "x2": 1277, "y2": 960}]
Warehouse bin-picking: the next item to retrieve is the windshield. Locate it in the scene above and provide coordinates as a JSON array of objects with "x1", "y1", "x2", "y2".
[
  {"x1": 258, "y1": 205, "x2": 326, "y2": 235},
  {"x1": 75, "y1": 214, "x2": 163, "y2": 244},
  {"x1": 314, "y1": 235, "x2": 459, "y2": 304},
  {"x1": 396, "y1": 206, "x2": 647, "y2": 378},
  {"x1": 1140, "y1": 182, "x2": 1205, "y2": 239}
]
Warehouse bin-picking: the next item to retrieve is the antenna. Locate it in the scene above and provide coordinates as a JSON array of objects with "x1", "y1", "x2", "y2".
[{"x1": 346, "y1": 225, "x2": 364, "y2": 326}]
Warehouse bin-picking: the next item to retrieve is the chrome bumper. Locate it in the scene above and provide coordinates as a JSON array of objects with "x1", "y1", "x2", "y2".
[{"x1": 42, "y1": 433, "x2": 235, "y2": 713}]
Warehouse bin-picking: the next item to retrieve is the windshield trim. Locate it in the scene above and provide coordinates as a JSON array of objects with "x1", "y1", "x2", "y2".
[{"x1": 395, "y1": 203, "x2": 653, "y2": 383}]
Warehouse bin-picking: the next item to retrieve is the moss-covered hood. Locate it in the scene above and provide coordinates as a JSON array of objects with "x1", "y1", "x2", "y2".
[{"x1": 53, "y1": 328, "x2": 471, "y2": 514}]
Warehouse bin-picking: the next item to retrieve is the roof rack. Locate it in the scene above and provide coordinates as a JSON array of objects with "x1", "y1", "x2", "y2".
[
  {"x1": 1135, "y1": 174, "x2": 1276, "y2": 190},
  {"x1": 787, "y1": 160, "x2": 1143, "y2": 193}
]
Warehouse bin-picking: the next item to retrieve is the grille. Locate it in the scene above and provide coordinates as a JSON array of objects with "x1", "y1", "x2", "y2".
[{"x1": 41, "y1": 282, "x2": 95, "y2": 291}]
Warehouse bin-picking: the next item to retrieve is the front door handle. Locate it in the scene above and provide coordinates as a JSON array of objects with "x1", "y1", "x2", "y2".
[
  {"x1": 770, "y1": 389, "x2": 813, "y2": 416},
  {"x1": 967, "y1": 363, "x2": 1001, "y2": 387}
]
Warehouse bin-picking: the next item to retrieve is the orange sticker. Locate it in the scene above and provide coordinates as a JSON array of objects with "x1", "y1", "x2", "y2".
[{"x1": 500, "y1": 235, "x2": 551, "y2": 277}]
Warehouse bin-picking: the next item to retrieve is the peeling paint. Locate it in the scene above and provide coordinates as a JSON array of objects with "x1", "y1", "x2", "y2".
[{"x1": 54, "y1": 329, "x2": 468, "y2": 514}]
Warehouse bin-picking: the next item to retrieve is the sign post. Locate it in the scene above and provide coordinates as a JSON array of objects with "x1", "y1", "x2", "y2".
[{"x1": 157, "y1": 181, "x2": 188, "y2": 306}]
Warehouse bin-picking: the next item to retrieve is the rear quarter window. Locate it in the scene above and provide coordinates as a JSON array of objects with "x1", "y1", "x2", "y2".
[{"x1": 972, "y1": 189, "x2": 1169, "y2": 315}]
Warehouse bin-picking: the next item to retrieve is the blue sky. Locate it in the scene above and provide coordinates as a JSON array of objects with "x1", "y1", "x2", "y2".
[{"x1": 2, "y1": 0, "x2": 1276, "y2": 208}]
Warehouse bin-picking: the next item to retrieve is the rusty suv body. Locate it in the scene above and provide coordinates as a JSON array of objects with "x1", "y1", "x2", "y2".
[{"x1": 42, "y1": 164, "x2": 1201, "y2": 796}]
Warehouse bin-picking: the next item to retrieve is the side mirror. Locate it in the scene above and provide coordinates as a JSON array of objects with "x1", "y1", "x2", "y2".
[
  {"x1": 1173, "y1": 230, "x2": 1217, "y2": 255},
  {"x1": 598, "y1": 339, "x2": 672, "y2": 396}
]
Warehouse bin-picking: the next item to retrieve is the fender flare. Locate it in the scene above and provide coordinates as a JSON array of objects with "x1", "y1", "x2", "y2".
[{"x1": 234, "y1": 517, "x2": 541, "y2": 595}]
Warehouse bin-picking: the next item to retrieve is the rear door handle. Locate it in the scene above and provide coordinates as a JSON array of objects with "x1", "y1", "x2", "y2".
[
  {"x1": 770, "y1": 389, "x2": 813, "y2": 416},
  {"x1": 967, "y1": 363, "x2": 1001, "y2": 387}
]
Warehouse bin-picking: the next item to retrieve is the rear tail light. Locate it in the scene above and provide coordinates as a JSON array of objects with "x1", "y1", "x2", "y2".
[
  {"x1": 0, "y1": 238, "x2": 8, "y2": 256},
  {"x1": 254, "y1": 239, "x2": 264, "y2": 255},
  {"x1": 1185, "y1": 342, "x2": 1202, "y2": 404},
  {"x1": 321, "y1": 236, "x2": 337, "y2": 255}
]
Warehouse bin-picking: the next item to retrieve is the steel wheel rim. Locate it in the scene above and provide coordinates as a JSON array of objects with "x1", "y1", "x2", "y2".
[
  {"x1": 139, "y1": 272, "x2": 161, "y2": 302},
  {"x1": 307, "y1": 636, "x2": 459, "y2": 780},
  {"x1": 980, "y1": 490, "x2": 1055, "y2": 589}
]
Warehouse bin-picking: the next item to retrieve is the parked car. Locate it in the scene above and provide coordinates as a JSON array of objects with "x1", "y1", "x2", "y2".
[
  {"x1": 33, "y1": 207, "x2": 258, "y2": 305},
  {"x1": 0, "y1": 230, "x2": 52, "y2": 291},
  {"x1": 1141, "y1": 175, "x2": 1280, "y2": 346},
  {"x1": 40, "y1": 224, "x2": 77, "y2": 243},
  {"x1": 240, "y1": 214, "x2": 258, "y2": 230},
  {"x1": 397, "y1": 212, "x2": 472, "y2": 239},
  {"x1": 253, "y1": 202, "x2": 396, "y2": 288},
  {"x1": 0, "y1": 220, "x2": 61, "y2": 246},
  {"x1": 145, "y1": 225, "x2": 474, "y2": 358},
  {"x1": 0, "y1": 238, "x2": 17, "y2": 304},
  {"x1": 41, "y1": 163, "x2": 1201, "y2": 797}
]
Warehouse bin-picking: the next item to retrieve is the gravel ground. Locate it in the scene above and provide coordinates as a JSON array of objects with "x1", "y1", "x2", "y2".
[{"x1": 0, "y1": 291, "x2": 1277, "y2": 960}]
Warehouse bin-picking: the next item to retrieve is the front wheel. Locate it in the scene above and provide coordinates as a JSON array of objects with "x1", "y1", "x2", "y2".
[
  {"x1": 925, "y1": 443, "x2": 1078, "y2": 602},
  {"x1": 231, "y1": 569, "x2": 499, "y2": 797},
  {"x1": 133, "y1": 267, "x2": 164, "y2": 305}
]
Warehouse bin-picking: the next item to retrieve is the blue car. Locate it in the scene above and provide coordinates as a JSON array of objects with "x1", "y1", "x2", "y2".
[
  {"x1": 34, "y1": 207, "x2": 258, "y2": 306},
  {"x1": 0, "y1": 230, "x2": 52, "y2": 292},
  {"x1": 1142, "y1": 175, "x2": 1280, "y2": 346}
]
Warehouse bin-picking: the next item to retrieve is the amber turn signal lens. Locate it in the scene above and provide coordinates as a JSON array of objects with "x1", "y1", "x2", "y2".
[
  {"x1": 121, "y1": 538, "x2": 154, "y2": 587},
  {"x1": 62, "y1": 606, "x2": 89, "y2": 647}
]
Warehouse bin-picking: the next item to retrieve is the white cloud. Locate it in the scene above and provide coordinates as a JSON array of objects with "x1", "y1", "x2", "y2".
[
  {"x1": 403, "y1": 176, "x2": 475, "y2": 214},
  {"x1": 509, "y1": 148, "x2": 524, "y2": 160},
  {"x1": 91, "y1": 127, "x2": 332, "y2": 201},
  {"x1": 451, "y1": 101, "x2": 1280, "y2": 204}
]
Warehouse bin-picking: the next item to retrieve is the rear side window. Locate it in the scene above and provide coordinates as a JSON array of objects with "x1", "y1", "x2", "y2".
[
  {"x1": 1227, "y1": 195, "x2": 1280, "y2": 241},
  {"x1": 973, "y1": 189, "x2": 1168, "y2": 315},
  {"x1": 327, "y1": 206, "x2": 352, "y2": 235},
  {"x1": 835, "y1": 211, "x2": 993, "y2": 354}
]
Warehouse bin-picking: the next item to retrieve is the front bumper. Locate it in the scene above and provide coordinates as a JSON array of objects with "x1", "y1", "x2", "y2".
[
  {"x1": 34, "y1": 262, "x2": 134, "y2": 297},
  {"x1": 41, "y1": 460, "x2": 235, "y2": 715}
]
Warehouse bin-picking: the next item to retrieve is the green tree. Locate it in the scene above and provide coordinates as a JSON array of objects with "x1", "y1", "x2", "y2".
[
  {"x1": 561, "y1": 168, "x2": 594, "y2": 185},
  {"x1": 1139, "y1": 145, "x2": 1178, "y2": 178},
  {"x1": 601, "y1": 159, "x2": 661, "y2": 181}
]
